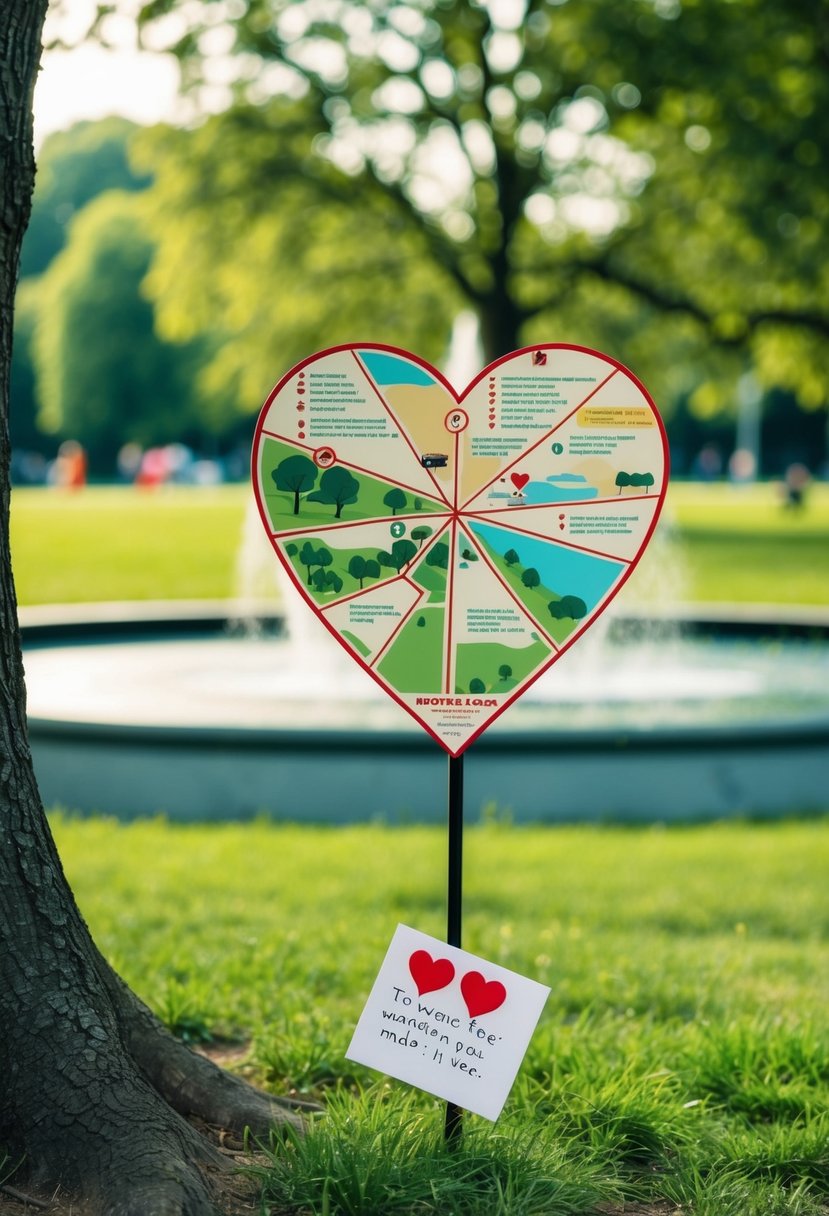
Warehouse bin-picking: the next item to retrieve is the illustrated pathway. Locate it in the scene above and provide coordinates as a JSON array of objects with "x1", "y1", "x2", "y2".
[{"x1": 253, "y1": 343, "x2": 669, "y2": 754}]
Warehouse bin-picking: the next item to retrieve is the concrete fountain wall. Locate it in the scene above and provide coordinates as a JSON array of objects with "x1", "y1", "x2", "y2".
[{"x1": 21, "y1": 600, "x2": 829, "y2": 824}]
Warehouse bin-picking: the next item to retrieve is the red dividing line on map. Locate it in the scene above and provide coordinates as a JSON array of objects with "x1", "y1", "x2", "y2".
[
  {"x1": 463, "y1": 513, "x2": 634, "y2": 566},
  {"x1": 458, "y1": 521, "x2": 560, "y2": 651},
  {"x1": 468, "y1": 492, "x2": 661, "y2": 515},
  {"x1": 260, "y1": 426, "x2": 450, "y2": 509},
  {"x1": 272, "y1": 510, "x2": 448, "y2": 541},
  {"x1": 458, "y1": 369, "x2": 618, "y2": 511},
  {"x1": 369, "y1": 582, "x2": 427, "y2": 671},
  {"x1": 443, "y1": 518, "x2": 458, "y2": 694},
  {"x1": 351, "y1": 351, "x2": 453, "y2": 508}
]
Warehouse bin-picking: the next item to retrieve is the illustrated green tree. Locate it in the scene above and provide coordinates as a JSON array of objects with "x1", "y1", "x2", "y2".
[
  {"x1": 307, "y1": 466, "x2": 360, "y2": 518},
  {"x1": 416, "y1": 616, "x2": 426, "y2": 627},
  {"x1": 377, "y1": 539, "x2": 418, "y2": 574},
  {"x1": 132, "y1": 0, "x2": 829, "y2": 425},
  {"x1": 461, "y1": 548, "x2": 479, "y2": 562},
  {"x1": 298, "y1": 540, "x2": 321, "y2": 584},
  {"x1": 411, "y1": 525, "x2": 433, "y2": 549},
  {"x1": 521, "y1": 568, "x2": 541, "y2": 590},
  {"x1": 615, "y1": 472, "x2": 631, "y2": 495},
  {"x1": 285, "y1": 542, "x2": 298, "y2": 557},
  {"x1": 273, "y1": 453, "x2": 318, "y2": 515},
  {"x1": 498, "y1": 664, "x2": 513, "y2": 681},
  {"x1": 549, "y1": 596, "x2": 588, "y2": 622},
  {"x1": 425, "y1": 542, "x2": 449, "y2": 570},
  {"x1": 383, "y1": 488, "x2": 407, "y2": 516},
  {"x1": 469, "y1": 678, "x2": 486, "y2": 694},
  {"x1": 347, "y1": 554, "x2": 381, "y2": 589},
  {"x1": 504, "y1": 549, "x2": 520, "y2": 567},
  {"x1": 312, "y1": 568, "x2": 343, "y2": 595},
  {"x1": 0, "y1": 7, "x2": 308, "y2": 1214}
]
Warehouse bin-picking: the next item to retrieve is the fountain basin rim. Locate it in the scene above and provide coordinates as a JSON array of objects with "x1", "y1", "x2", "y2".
[{"x1": 20, "y1": 599, "x2": 829, "y2": 755}]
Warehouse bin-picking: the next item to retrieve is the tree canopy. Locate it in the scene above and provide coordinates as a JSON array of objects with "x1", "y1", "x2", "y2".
[{"x1": 128, "y1": 0, "x2": 827, "y2": 421}]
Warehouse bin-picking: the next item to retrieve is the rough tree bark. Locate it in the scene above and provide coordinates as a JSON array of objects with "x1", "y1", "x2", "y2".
[{"x1": 0, "y1": 7, "x2": 311, "y2": 1214}]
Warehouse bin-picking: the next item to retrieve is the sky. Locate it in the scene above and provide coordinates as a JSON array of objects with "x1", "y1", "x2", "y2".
[{"x1": 33, "y1": 2, "x2": 179, "y2": 148}]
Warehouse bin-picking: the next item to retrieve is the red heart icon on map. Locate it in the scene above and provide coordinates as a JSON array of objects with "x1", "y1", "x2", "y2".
[
  {"x1": 461, "y1": 971, "x2": 507, "y2": 1017},
  {"x1": 409, "y1": 950, "x2": 455, "y2": 996},
  {"x1": 253, "y1": 343, "x2": 668, "y2": 756}
]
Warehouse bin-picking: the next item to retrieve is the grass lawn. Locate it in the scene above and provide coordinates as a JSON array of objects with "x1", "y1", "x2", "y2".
[
  {"x1": 49, "y1": 814, "x2": 829, "y2": 1216},
  {"x1": 9, "y1": 480, "x2": 829, "y2": 608}
]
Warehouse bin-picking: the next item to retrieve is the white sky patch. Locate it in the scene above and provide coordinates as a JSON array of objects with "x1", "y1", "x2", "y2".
[{"x1": 34, "y1": 43, "x2": 180, "y2": 147}]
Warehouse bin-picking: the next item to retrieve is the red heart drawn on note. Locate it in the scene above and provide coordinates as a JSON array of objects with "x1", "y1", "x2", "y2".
[
  {"x1": 409, "y1": 950, "x2": 455, "y2": 996},
  {"x1": 461, "y1": 971, "x2": 507, "y2": 1017},
  {"x1": 253, "y1": 343, "x2": 668, "y2": 756}
]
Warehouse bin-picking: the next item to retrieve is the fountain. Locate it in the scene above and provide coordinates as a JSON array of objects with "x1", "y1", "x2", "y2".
[
  {"x1": 19, "y1": 318, "x2": 829, "y2": 823},
  {"x1": 21, "y1": 509, "x2": 829, "y2": 823}
]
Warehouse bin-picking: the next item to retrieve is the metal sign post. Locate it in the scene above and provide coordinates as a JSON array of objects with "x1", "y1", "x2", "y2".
[{"x1": 444, "y1": 752, "x2": 465, "y2": 1143}]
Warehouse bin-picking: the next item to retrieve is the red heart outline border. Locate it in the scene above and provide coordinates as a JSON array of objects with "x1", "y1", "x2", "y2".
[{"x1": 252, "y1": 342, "x2": 670, "y2": 757}]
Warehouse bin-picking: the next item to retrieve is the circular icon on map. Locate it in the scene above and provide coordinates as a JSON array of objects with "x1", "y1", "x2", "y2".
[
  {"x1": 444, "y1": 408, "x2": 469, "y2": 433},
  {"x1": 390, "y1": 521, "x2": 406, "y2": 539},
  {"x1": 551, "y1": 442, "x2": 564, "y2": 455},
  {"x1": 313, "y1": 447, "x2": 336, "y2": 468}
]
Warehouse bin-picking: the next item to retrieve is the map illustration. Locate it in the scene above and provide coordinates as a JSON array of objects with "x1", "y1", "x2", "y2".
[{"x1": 252, "y1": 343, "x2": 669, "y2": 755}]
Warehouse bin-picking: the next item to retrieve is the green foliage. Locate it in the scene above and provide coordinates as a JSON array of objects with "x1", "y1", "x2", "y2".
[
  {"x1": 498, "y1": 665, "x2": 512, "y2": 681},
  {"x1": 521, "y1": 568, "x2": 540, "y2": 590},
  {"x1": 411, "y1": 526, "x2": 433, "y2": 548},
  {"x1": 469, "y1": 677, "x2": 486, "y2": 693},
  {"x1": 21, "y1": 118, "x2": 151, "y2": 279},
  {"x1": 130, "y1": 0, "x2": 828, "y2": 419},
  {"x1": 31, "y1": 191, "x2": 209, "y2": 467},
  {"x1": 504, "y1": 550, "x2": 520, "y2": 567}
]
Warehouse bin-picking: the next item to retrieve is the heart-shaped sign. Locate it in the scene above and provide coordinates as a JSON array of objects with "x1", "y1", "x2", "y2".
[
  {"x1": 253, "y1": 343, "x2": 668, "y2": 755},
  {"x1": 409, "y1": 949, "x2": 455, "y2": 996},
  {"x1": 460, "y1": 971, "x2": 507, "y2": 1017}
]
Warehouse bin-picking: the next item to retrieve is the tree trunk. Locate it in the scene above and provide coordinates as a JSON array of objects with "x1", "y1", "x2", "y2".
[{"x1": 0, "y1": 8, "x2": 311, "y2": 1213}]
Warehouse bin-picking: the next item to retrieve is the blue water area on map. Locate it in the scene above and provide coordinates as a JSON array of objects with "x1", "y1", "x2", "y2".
[
  {"x1": 486, "y1": 477, "x2": 598, "y2": 504},
  {"x1": 525, "y1": 479, "x2": 598, "y2": 503},
  {"x1": 359, "y1": 350, "x2": 437, "y2": 388},
  {"x1": 469, "y1": 520, "x2": 623, "y2": 608}
]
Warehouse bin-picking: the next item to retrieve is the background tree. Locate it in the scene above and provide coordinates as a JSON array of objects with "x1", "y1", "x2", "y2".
[
  {"x1": 32, "y1": 190, "x2": 209, "y2": 471},
  {"x1": 498, "y1": 664, "x2": 512, "y2": 681},
  {"x1": 504, "y1": 549, "x2": 520, "y2": 567},
  {"x1": 273, "y1": 452, "x2": 318, "y2": 514},
  {"x1": 307, "y1": 465, "x2": 360, "y2": 518},
  {"x1": 129, "y1": 0, "x2": 828, "y2": 449},
  {"x1": 521, "y1": 567, "x2": 541, "y2": 590},
  {"x1": 615, "y1": 471, "x2": 631, "y2": 495},
  {"x1": 469, "y1": 678, "x2": 486, "y2": 694},
  {"x1": 0, "y1": 7, "x2": 308, "y2": 1214}
]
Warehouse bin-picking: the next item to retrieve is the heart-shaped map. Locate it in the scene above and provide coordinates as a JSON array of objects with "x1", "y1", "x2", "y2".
[{"x1": 252, "y1": 343, "x2": 668, "y2": 755}]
